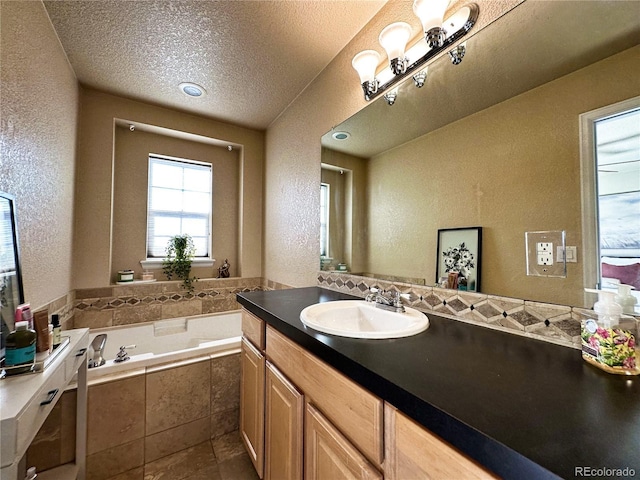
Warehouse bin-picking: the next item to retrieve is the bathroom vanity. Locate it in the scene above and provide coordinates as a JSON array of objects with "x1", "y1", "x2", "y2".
[
  {"x1": 0, "y1": 328, "x2": 89, "y2": 480},
  {"x1": 237, "y1": 287, "x2": 640, "y2": 480}
]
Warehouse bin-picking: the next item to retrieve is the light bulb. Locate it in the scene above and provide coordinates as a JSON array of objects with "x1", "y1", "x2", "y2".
[
  {"x1": 378, "y1": 22, "x2": 412, "y2": 75},
  {"x1": 352, "y1": 50, "x2": 381, "y2": 84},
  {"x1": 413, "y1": 0, "x2": 450, "y2": 47}
]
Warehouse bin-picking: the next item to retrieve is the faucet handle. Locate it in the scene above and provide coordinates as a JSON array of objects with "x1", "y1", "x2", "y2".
[{"x1": 114, "y1": 344, "x2": 135, "y2": 363}]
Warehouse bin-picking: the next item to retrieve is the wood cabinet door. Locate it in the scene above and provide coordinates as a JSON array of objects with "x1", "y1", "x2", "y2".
[
  {"x1": 240, "y1": 337, "x2": 265, "y2": 478},
  {"x1": 384, "y1": 403, "x2": 499, "y2": 480},
  {"x1": 305, "y1": 403, "x2": 383, "y2": 480},
  {"x1": 267, "y1": 326, "x2": 383, "y2": 467},
  {"x1": 264, "y1": 362, "x2": 304, "y2": 480}
]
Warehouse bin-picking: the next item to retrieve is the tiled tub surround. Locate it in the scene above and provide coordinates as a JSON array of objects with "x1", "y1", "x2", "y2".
[
  {"x1": 27, "y1": 351, "x2": 243, "y2": 480},
  {"x1": 317, "y1": 271, "x2": 636, "y2": 349},
  {"x1": 24, "y1": 278, "x2": 290, "y2": 479},
  {"x1": 86, "y1": 311, "x2": 241, "y2": 379}
]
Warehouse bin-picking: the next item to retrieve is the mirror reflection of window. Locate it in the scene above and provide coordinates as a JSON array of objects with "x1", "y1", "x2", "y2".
[
  {"x1": 320, "y1": 183, "x2": 330, "y2": 257},
  {"x1": 594, "y1": 108, "x2": 640, "y2": 297}
]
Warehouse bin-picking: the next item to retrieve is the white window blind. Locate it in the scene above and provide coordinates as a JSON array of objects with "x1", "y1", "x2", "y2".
[{"x1": 147, "y1": 156, "x2": 212, "y2": 258}]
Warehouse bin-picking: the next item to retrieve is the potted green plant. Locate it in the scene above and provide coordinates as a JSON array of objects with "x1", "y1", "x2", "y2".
[{"x1": 163, "y1": 234, "x2": 198, "y2": 293}]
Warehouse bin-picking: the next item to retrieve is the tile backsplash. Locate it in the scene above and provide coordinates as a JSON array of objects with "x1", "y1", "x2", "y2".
[
  {"x1": 73, "y1": 277, "x2": 267, "y2": 329},
  {"x1": 40, "y1": 271, "x2": 631, "y2": 351},
  {"x1": 316, "y1": 271, "x2": 616, "y2": 349}
]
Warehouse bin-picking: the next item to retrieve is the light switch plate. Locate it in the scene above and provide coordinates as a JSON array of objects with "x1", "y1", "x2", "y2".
[
  {"x1": 557, "y1": 246, "x2": 577, "y2": 262},
  {"x1": 526, "y1": 231, "x2": 566, "y2": 277}
]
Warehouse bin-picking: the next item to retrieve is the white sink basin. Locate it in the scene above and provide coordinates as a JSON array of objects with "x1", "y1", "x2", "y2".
[{"x1": 300, "y1": 300, "x2": 429, "y2": 339}]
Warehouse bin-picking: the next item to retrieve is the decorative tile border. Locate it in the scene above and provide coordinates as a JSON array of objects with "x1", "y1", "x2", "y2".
[
  {"x1": 317, "y1": 271, "x2": 591, "y2": 349},
  {"x1": 32, "y1": 291, "x2": 76, "y2": 330},
  {"x1": 73, "y1": 277, "x2": 268, "y2": 329}
]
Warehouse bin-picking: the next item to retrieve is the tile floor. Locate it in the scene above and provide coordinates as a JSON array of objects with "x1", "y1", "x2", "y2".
[{"x1": 107, "y1": 431, "x2": 259, "y2": 480}]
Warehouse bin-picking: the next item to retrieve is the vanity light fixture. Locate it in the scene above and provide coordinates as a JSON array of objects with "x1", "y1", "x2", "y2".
[{"x1": 352, "y1": 1, "x2": 478, "y2": 103}]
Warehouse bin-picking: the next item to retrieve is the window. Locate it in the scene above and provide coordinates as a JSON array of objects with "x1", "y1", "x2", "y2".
[
  {"x1": 594, "y1": 108, "x2": 640, "y2": 291},
  {"x1": 320, "y1": 183, "x2": 330, "y2": 256},
  {"x1": 146, "y1": 155, "x2": 212, "y2": 258},
  {"x1": 580, "y1": 97, "x2": 640, "y2": 302}
]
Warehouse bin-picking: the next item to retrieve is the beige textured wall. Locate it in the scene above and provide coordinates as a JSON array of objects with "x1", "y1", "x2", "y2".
[
  {"x1": 366, "y1": 46, "x2": 640, "y2": 307},
  {"x1": 0, "y1": 1, "x2": 78, "y2": 309},
  {"x1": 112, "y1": 127, "x2": 240, "y2": 282},
  {"x1": 74, "y1": 88, "x2": 264, "y2": 288},
  {"x1": 264, "y1": 0, "x2": 521, "y2": 288}
]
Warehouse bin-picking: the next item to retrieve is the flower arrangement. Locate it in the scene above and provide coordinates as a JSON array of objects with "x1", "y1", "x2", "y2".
[
  {"x1": 581, "y1": 322, "x2": 637, "y2": 371},
  {"x1": 442, "y1": 242, "x2": 475, "y2": 287}
]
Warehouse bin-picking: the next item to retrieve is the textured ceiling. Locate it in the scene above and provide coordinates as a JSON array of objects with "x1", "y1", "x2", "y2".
[{"x1": 43, "y1": 0, "x2": 386, "y2": 130}]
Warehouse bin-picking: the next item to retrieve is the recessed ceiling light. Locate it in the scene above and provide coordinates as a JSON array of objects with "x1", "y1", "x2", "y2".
[
  {"x1": 332, "y1": 131, "x2": 351, "y2": 141},
  {"x1": 179, "y1": 82, "x2": 206, "y2": 98}
]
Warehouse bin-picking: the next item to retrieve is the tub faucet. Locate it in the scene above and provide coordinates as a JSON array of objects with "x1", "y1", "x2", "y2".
[
  {"x1": 114, "y1": 344, "x2": 136, "y2": 363},
  {"x1": 365, "y1": 288, "x2": 405, "y2": 313},
  {"x1": 89, "y1": 334, "x2": 107, "y2": 368}
]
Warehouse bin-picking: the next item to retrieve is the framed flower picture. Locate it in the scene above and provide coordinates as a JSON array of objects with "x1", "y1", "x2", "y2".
[{"x1": 436, "y1": 227, "x2": 482, "y2": 292}]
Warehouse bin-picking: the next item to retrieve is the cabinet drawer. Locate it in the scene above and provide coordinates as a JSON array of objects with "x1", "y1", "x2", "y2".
[
  {"x1": 242, "y1": 309, "x2": 265, "y2": 351},
  {"x1": 266, "y1": 326, "x2": 383, "y2": 467},
  {"x1": 16, "y1": 363, "x2": 66, "y2": 463}
]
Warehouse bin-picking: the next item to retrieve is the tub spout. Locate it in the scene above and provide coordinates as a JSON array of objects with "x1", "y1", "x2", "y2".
[{"x1": 89, "y1": 334, "x2": 107, "y2": 368}]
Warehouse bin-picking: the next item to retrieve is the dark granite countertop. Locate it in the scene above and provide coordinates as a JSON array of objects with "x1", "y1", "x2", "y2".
[{"x1": 237, "y1": 287, "x2": 640, "y2": 480}]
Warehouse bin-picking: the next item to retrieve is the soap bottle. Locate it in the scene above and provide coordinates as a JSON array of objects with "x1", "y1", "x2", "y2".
[
  {"x1": 51, "y1": 314, "x2": 61, "y2": 349},
  {"x1": 5, "y1": 321, "x2": 36, "y2": 375},
  {"x1": 582, "y1": 288, "x2": 639, "y2": 375},
  {"x1": 615, "y1": 284, "x2": 637, "y2": 315}
]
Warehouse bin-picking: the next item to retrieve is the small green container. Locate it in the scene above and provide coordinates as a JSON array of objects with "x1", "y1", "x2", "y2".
[{"x1": 117, "y1": 269, "x2": 134, "y2": 282}]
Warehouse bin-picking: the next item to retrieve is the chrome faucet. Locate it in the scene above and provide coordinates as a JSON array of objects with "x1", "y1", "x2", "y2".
[
  {"x1": 365, "y1": 288, "x2": 405, "y2": 313},
  {"x1": 89, "y1": 334, "x2": 107, "y2": 368},
  {"x1": 114, "y1": 344, "x2": 136, "y2": 363}
]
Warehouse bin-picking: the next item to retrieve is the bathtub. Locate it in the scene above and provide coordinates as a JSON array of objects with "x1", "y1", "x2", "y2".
[{"x1": 86, "y1": 310, "x2": 242, "y2": 383}]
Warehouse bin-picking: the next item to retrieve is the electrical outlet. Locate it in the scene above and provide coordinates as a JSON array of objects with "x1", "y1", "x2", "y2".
[
  {"x1": 525, "y1": 231, "x2": 566, "y2": 277},
  {"x1": 536, "y1": 242, "x2": 553, "y2": 265}
]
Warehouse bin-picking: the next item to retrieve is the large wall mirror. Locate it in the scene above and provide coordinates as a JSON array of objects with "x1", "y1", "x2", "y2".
[
  {"x1": 0, "y1": 192, "x2": 25, "y2": 362},
  {"x1": 321, "y1": 0, "x2": 640, "y2": 308}
]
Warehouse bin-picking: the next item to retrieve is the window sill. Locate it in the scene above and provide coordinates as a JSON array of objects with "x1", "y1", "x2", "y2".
[{"x1": 140, "y1": 258, "x2": 215, "y2": 269}]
